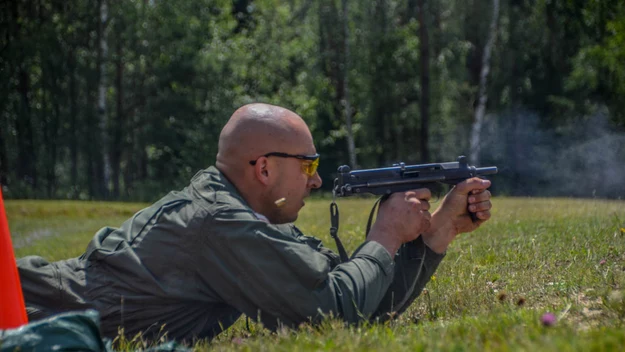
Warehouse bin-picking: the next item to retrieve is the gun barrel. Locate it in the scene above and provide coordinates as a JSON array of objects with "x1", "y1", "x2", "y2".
[{"x1": 475, "y1": 166, "x2": 498, "y2": 176}]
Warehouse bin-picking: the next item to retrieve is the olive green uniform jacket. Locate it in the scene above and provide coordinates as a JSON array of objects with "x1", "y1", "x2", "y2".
[{"x1": 18, "y1": 167, "x2": 445, "y2": 342}]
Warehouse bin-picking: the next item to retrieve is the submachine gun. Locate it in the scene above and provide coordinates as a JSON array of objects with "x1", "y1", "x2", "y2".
[{"x1": 328, "y1": 156, "x2": 497, "y2": 262}]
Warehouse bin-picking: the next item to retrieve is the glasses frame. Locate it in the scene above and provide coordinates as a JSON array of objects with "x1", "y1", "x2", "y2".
[{"x1": 249, "y1": 152, "x2": 320, "y2": 176}]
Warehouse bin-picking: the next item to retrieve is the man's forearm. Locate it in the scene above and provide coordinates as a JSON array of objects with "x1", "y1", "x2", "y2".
[
  {"x1": 367, "y1": 222, "x2": 404, "y2": 256},
  {"x1": 368, "y1": 232, "x2": 402, "y2": 256}
]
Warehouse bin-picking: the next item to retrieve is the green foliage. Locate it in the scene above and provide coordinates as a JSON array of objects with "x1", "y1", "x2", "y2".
[
  {"x1": 568, "y1": 2, "x2": 625, "y2": 126},
  {"x1": 8, "y1": 197, "x2": 625, "y2": 350},
  {"x1": 1, "y1": 0, "x2": 625, "y2": 200}
]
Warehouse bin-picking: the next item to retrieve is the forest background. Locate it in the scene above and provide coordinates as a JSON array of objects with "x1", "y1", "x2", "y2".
[{"x1": 1, "y1": 0, "x2": 625, "y2": 202}]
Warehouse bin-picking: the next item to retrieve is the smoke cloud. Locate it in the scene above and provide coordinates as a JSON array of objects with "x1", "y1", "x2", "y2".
[{"x1": 479, "y1": 108, "x2": 625, "y2": 199}]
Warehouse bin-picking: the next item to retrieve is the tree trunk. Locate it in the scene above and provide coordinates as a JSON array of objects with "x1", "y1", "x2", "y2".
[
  {"x1": 87, "y1": 11, "x2": 101, "y2": 199},
  {"x1": 12, "y1": 1, "x2": 37, "y2": 192},
  {"x1": 342, "y1": 0, "x2": 357, "y2": 169},
  {"x1": 470, "y1": 0, "x2": 500, "y2": 164},
  {"x1": 44, "y1": 94, "x2": 60, "y2": 198},
  {"x1": 124, "y1": 1, "x2": 142, "y2": 197},
  {"x1": 112, "y1": 22, "x2": 124, "y2": 199},
  {"x1": 417, "y1": 0, "x2": 430, "y2": 162},
  {"x1": 68, "y1": 48, "x2": 79, "y2": 198},
  {"x1": 318, "y1": 0, "x2": 350, "y2": 165},
  {"x1": 50, "y1": 101, "x2": 60, "y2": 198},
  {"x1": 16, "y1": 65, "x2": 37, "y2": 191},
  {"x1": 322, "y1": 1, "x2": 344, "y2": 130},
  {"x1": 232, "y1": 0, "x2": 254, "y2": 33},
  {"x1": 465, "y1": 0, "x2": 484, "y2": 88},
  {"x1": 40, "y1": 34, "x2": 61, "y2": 199},
  {"x1": 41, "y1": 67, "x2": 51, "y2": 198},
  {"x1": 97, "y1": 0, "x2": 110, "y2": 198},
  {"x1": 507, "y1": 0, "x2": 522, "y2": 194},
  {"x1": 370, "y1": 0, "x2": 392, "y2": 165}
]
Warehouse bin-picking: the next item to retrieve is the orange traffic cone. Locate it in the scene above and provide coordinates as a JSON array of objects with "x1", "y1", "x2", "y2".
[{"x1": 0, "y1": 188, "x2": 28, "y2": 329}]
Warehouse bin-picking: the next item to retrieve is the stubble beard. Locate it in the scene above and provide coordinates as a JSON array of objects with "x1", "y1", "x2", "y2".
[{"x1": 263, "y1": 193, "x2": 297, "y2": 224}]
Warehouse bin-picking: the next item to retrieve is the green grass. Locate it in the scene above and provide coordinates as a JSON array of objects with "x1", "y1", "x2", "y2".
[{"x1": 6, "y1": 197, "x2": 625, "y2": 351}]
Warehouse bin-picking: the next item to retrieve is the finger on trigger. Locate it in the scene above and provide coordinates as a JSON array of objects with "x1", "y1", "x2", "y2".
[
  {"x1": 457, "y1": 178, "x2": 489, "y2": 195},
  {"x1": 414, "y1": 188, "x2": 431, "y2": 201}
]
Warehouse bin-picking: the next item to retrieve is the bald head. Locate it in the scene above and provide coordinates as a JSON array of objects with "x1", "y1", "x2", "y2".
[
  {"x1": 216, "y1": 103, "x2": 313, "y2": 171},
  {"x1": 215, "y1": 103, "x2": 321, "y2": 223}
]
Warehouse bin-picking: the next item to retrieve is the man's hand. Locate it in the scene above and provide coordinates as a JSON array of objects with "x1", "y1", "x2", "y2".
[
  {"x1": 368, "y1": 189, "x2": 432, "y2": 256},
  {"x1": 422, "y1": 178, "x2": 492, "y2": 253}
]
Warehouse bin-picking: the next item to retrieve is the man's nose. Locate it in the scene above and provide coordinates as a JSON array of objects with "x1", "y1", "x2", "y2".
[{"x1": 308, "y1": 172, "x2": 322, "y2": 189}]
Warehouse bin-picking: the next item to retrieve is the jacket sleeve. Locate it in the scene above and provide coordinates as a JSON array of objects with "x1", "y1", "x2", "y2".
[
  {"x1": 372, "y1": 236, "x2": 445, "y2": 320},
  {"x1": 192, "y1": 207, "x2": 396, "y2": 330}
]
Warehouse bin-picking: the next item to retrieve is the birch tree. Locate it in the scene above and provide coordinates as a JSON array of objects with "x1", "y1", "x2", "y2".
[
  {"x1": 470, "y1": 0, "x2": 500, "y2": 164},
  {"x1": 342, "y1": 0, "x2": 357, "y2": 168}
]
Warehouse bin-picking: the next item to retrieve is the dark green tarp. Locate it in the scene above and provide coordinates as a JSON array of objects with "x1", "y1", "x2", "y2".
[{"x1": 0, "y1": 310, "x2": 189, "y2": 352}]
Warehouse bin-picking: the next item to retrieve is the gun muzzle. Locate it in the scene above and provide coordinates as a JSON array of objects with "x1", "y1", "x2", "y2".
[{"x1": 475, "y1": 166, "x2": 498, "y2": 176}]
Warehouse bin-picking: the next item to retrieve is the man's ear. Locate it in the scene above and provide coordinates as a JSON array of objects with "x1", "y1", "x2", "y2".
[{"x1": 253, "y1": 157, "x2": 272, "y2": 185}]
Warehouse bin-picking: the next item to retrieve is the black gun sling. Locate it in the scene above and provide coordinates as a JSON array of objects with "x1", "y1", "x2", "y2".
[{"x1": 329, "y1": 195, "x2": 387, "y2": 263}]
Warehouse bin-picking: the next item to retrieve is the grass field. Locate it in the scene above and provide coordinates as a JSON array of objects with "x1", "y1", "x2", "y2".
[{"x1": 6, "y1": 197, "x2": 625, "y2": 351}]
